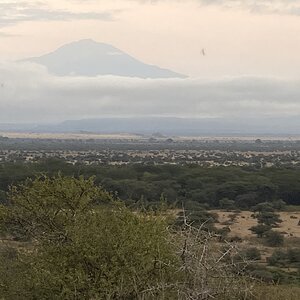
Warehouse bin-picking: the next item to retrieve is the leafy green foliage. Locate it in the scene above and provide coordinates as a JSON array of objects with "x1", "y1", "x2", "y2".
[
  {"x1": 265, "y1": 230, "x2": 284, "y2": 247},
  {"x1": 255, "y1": 211, "x2": 282, "y2": 227},
  {"x1": 249, "y1": 224, "x2": 271, "y2": 238},
  {"x1": 174, "y1": 209, "x2": 217, "y2": 231},
  {"x1": 0, "y1": 160, "x2": 300, "y2": 210},
  {"x1": 242, "y1": 247, "x2": 261, "y2": 261},
  {"x1": 268, "y1": 249, "x2": 300, "y2": 267},
  {"x1": 219, "y1": 198, "x2": 235, "y2": 210},
  {"x1": 253, "y1": 202, "x2": 275, "y2": 212},
  {"x1": 0, "y1": 175, "x2": 177, "y2": 299},
  {"x1": 0, "y1": 170, "x2": 298, "y2": 298}
]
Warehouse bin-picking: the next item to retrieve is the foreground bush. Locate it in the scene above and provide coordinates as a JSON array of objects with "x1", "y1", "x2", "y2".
[
  {"x1": 1, "y1": 175, "x2": 292, "y2": 299},
  {"x1": 0, "y1": 175, "x2": 177, "y2": 299}
]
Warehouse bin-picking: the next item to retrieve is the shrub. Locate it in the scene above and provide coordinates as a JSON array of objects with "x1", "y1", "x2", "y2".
[
  {"x1": 0, "y1": 175, "x2": 177, "y2": 299},
  {"x1": 243, "y1": 247, "x2": 261, "y2": 261},
  {"x1": 265, "y1": 230, "x2": 284, "y2": 247},
  {"x1": 250, "y1": 269, "x2": 274, "y2": 282},
  {"x1": 0, "y1": 175, "x2": 256, "y2": 299},
  {"x1": 267, "y1": 250, "x2": 288, "y2": 266},
  {"x1": 287, "y1": 248, "x2": 300, "y2": 263},
  {"x1": 256, "y1": 211, "x2": 282, "y2": 227},
  {"x1": 174, "y1": 209, "x2": 217, "y2": 231},
  {"x1": 253, "y1": 202, "x2": 275, "y2": 212},
  {"x1": 219, "y1": 198, "x2": 235, "y2": 210},
  {"x1": 250, "y1": 224, "x2": 271, "y2": 238}
]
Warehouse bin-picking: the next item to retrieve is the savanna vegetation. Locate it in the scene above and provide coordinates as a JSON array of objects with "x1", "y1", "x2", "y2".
[
  {"x1": 0, "y1": 158, "x2": 300, "y2": 209},
  {"x1": 0, "y1": 175, "x2": 254, "y2": 299},
  {"x1": 0, "y1": 160, "x2": 299, "y2": 298}
]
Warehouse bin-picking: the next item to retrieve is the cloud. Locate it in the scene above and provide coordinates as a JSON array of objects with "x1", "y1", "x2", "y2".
[
  {"x1": 1, "y1": 0, "x2": 299, "y2": 31},
  {"x1": 0, "y1": 31, "x2": 19, "y2": 37},
  {"x1": 0, "y1": 61, "x2": 300, "y2": 123},
  {"x1": 137, "y1": 0, "x2": 300, "y2": 16},
  {"x1": 199, "y1": 0, "x2": 300, "y2": 16},
  {"x1": 0, "y1": 1, "x2": 115, "y2": 28}
]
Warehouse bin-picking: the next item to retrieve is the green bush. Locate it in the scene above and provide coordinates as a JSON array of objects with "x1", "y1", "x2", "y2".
[
  {"x1": 256, "y1": 211, "x2": 282, "y2": 227},
  {"x1": 250, "y1": 269, "x2": 275, "y2": 282},
  {"x1": 219, "y1": 198, "x2": 235, "y2": 210},
  {"x1": 0, "y1": 175, "x2": 177, "y2": 299},
  {"x1": 268, "y1": 249, "x2": 300, "y2": 267},
  {"x1": 174, "y1": 209, "x2": 217, "y2": 231},
  {"x1": 243, "y1": 247, "x2": 261, "y2": 261},
  {"x1": 287, "y1": 248, "x2": 300, "y2": 263},
  {"x1": 249, "y1": 224, "x2": 271, "y2": 238},
  {"x1": 267, "y1": 250, "x2": 288, "y2": 266},
  {"x1": 0, "y1": 174, "x2": 283, "y2": 299},
  {"x1": 265, "y1": 231, "x2": 284, "y2": 247}
]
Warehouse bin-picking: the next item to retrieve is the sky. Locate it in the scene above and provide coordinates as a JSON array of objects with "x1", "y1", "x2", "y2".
[{"x1": 0, "y1": 0, "x2": 300, "y2": 125}]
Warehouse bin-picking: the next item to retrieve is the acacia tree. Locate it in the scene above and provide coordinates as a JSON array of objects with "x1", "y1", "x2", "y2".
[
  {"x1": 0, "y1": 175, "x2": 177, "y2": 299},
  {"x1": 0, "y1": 175, "x2": 255, "y2": 300},
  {"x1": 255, "y1": 211, "x2": 282, "y2": 227}
]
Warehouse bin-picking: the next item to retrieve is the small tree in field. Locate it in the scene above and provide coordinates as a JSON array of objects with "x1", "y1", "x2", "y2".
[
  {"x1": 255, "y1": 211, "x2": 282, "y2": 227},
  {"x1": 265, "y1": 230, "x2": 284, "y2": 247},
  {"x1": 250, "y1": 224, "x2": 271, "y2": 238}
]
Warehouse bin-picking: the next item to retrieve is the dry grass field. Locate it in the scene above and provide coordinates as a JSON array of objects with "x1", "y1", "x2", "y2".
[
  {"x1": 2, "y1": 131, "x2": 300, "y2": 142},
  {"x1": 0, "y1": 131, "x2": 142, "y2": 140},
  {"x1": 213, "y1": 210, "x2": 300, "y2": 239},
  {"x1": 212, "y1": 209, "x2": 300, "y2": 263}
]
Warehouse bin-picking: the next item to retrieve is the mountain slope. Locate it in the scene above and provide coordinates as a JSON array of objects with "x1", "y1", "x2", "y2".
[{"x1": 24, "y1": 39, "x2": 186, "y2": 78}]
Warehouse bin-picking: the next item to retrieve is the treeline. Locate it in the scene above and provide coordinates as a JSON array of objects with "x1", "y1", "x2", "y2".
[{"x1": 0, "y1": 159, "x2": 300, "y2": 209}]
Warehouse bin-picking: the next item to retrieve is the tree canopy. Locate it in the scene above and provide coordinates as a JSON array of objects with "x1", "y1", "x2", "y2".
[{"x1": 0, "y1": 175, "x2": 176, "y2": 299}]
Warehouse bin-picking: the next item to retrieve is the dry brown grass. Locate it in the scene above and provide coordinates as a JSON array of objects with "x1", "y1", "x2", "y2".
[
  {"x1": 212, "y1": 210, "x2": 300, "y2": 239},
  {"x1": 253, "y1": 285, "x2": 300, "y2": 300},
  {"x1": 0, "y1": 131, "x2": 141, "y2": 140}
]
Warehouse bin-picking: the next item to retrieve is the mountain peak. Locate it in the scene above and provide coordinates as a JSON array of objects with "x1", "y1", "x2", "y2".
[
  {"x1": 24, "y1": 40, "x2": 186, "y2": 79},
  {"x1": 63, "y1": 39, "x2": 115, "y2": 49}
]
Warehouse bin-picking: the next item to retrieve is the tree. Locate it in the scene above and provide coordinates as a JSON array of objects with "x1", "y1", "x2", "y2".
[
  {"x1": 250, "y1": 224, "x2": 271, "y2": 238},
  {"x1": 267, "y1": 250, "x2": 287, "y2": 266},
  {"x1": 0, "y1": 175, "x2": 177, "y2": 299},
  {"x1": 219, "y1": 198, "x2": 235, "y2": 210},
  {"x1": 175, "y1": 208, "x2": 217, "y2": 231},
  {"x1": 256, "y1": 211, "x2": 282, "y2": 227},
  {"x1": 287, "y1": 248, "x2": 300, "y2": 263},
  {"x1": 265, "y1": 230, "x2": 284, "y2": 247},
  {"x1": 253, "y1": 202, "x2": 274, "y2": 213},
  {"x1": 243, "y1": 247, "x2": 261, "y2": 261},
  {"x1": 0, "y1": 190, "x2": 7, "y2": 205},
  {"x1": 271, "y1": 199, "x2": 286, "y2": 210}
]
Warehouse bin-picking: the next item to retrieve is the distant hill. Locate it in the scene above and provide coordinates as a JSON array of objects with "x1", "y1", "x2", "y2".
[
  {"x1": 1, "y1": 117, "x2": 300, "y2": 136},
  {"x1": 31, "y1": 117, "x2": 300, "y2": 136},
  {"x1": 23, "y1": 39, "x2": 186, "y2": 78}
]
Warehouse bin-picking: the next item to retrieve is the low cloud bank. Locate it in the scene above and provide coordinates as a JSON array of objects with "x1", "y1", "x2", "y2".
[
  {"x1": 0, "y1": 61, "x2": 299, "y2": 123},
  {"x1": 143, "y1": 0, "x2": 300, "y2": 16}
]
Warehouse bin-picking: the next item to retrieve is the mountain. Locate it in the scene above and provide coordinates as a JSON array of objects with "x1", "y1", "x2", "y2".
[
  {"x1": 32, "y1": 117, "x2": 300, "y2": 136},
  {"x1": 23, "y1": 39, "x2": 186, "y2": 78}
]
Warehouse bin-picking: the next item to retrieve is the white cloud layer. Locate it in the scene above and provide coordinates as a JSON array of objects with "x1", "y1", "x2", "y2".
[
  {"x1": 0, "y1": 61, "x2": 299, "y2": 123},
  {"x1": 200, "y1": 0, "x2": 300, "y2": 15},
  {"x1": 139, "y1": 0, "x2": 300, "y2": 16},
  {"x1": 0, "y1": 1, "x2": 114, "y2": 28}
]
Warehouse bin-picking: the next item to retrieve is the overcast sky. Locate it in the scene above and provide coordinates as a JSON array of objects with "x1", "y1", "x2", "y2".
[{"x1": 0, "y1": 0, "x2": 300, "y2": 123}]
